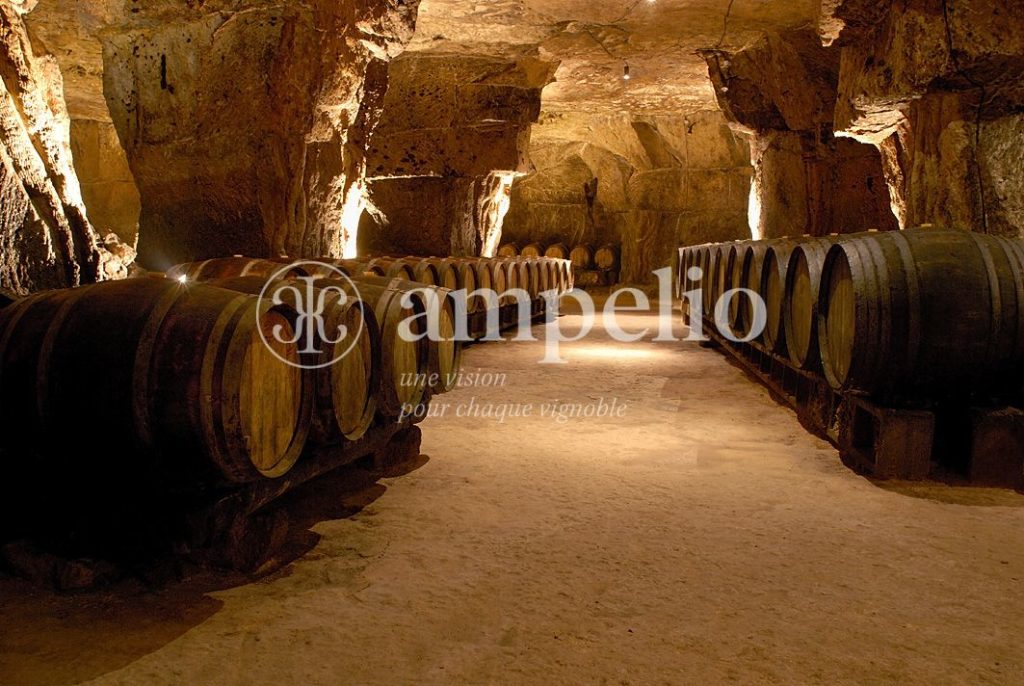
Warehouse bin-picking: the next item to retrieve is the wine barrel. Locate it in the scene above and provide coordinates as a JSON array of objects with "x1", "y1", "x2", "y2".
[
  {"x1": 594, "y1": 244, "x2": 620, "y2": 271},
  {"x1": 521, "y1": 243, "x2": 544, "y2": 258},
  {"x1": 552, "y1": 259, "x2": 571, "y2": 293},
  {"x1": 363, "y1": 258, "x2": 417, "y2": 282},
  {"x1": 545, "y1": 243, "x2": 570, "y2": 260},
  {"x1": 419, "y1": 258, "x2": 459, "y2": 292},
  {"x1": 736, "y1": 241, "x2": 780, "y2": 340},
  {"x1": 760, "y1": 239, "x2": 809, "y2": 353},
  {"x1": 363, "y1": 277, "x2": 464, "y2": 393},
  {"x1": 543, "y1": 259, "x2": 558, "y2": 295},
  {"x1": 316, "y1": 276, "x2": 431, "y2": 413},
  {"x1": 724, "y1": 241, "x2": 755, "y2": 331},
  {"x1": 515, "y1": 257, "x2": 546, "y2": 295},
  {"x1": 426, "y1": 258, "x2": 480, "y2": 311},
  {"x1": 493, "y1": 258, "x2": 518, "y2": 304},
  {"x1": 497, "y1": 243, "x2": 519, "y2": 258},
  {"x1": 676, "y1": 245, "x2": 690, "y2": 297},
  {"x1": 679, "y1": 245, "x2": 706, "y2": 323},
  {"x1": 205, "y1": 276, "x2": 379, "y2": 443},
  {"x1": 353, "y1": 275, "x2": 463, "y2": 395},
  {"x1": 515, "y1": 257, "x2": 542, "y2": 299},
  {"x1": 782, "y1": 239, "x2": 835, "y2": 370},
  {"x1": 817, "y1": 229, "x2": 1024, "y2": 398},
  {"x1": 167, "y1": 257, "x2": 307, "y2": 282},
  {"x1": 700, "y1": 245, "x2": 724, "y2": 316},
  {"x1": 448, "y1": 258, "x2": 494, "y2": 312},
  {"x1": 512, "y1": 258, "x2": 535, "y2": 300},
  {"x1": 0, "y1": 279, "x2": 313, "y2": 483},
  {"x1": 570, "y1": 244, "x2": 594, "y2": 269},
  {"x1": 394, "y1": 258, "x2": 441, "y2": 288}
]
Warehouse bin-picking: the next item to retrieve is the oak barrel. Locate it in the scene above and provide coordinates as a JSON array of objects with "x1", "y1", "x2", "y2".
[
  {"x1": 759, "y1": 239, "x2": 809, "y2": 354},
  {"x1": 782, "y1": 239, "x2": 834, "y2": 370},
  {"x1": 356, "y1": 276, "x2": 464, "y2": 394},
  {"x1": 545, "y1": 243, "x2": 570, "y2": 260},
  {"x1": 1, "y1": 279, "x2": 313, "y2": 483},
  {"x1": 570, "y1": 244, "x2": 594, "y2": 269},
  {"x1": 817, "y1": 229, "x2": 1024, "y2": 398},
  {"x1": 594, "y1": 244, "x2": 620, "y2": 271},
  {"x1": 315, "y1": 277, "x2": 431, "y2": 414},
  {"x1": 205, "y1": 276, "x2": 380, "y2": 443}
]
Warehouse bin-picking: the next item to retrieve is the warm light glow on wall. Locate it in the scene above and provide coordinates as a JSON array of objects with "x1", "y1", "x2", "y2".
[
  {"x1": 340, "y1": 182, "x2": 365, "y2": 259},
  {"x1": 747, "y1": 177, "x2": 762, "y2": 240},
  {"x1": 481, "y1": 173, "x2": 517, "y2": 258}
]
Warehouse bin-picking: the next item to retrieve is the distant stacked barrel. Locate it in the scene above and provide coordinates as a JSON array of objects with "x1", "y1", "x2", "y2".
[
  {"x1": 499, "y1": 241, "x2": 618, "y2": 283},
  {"x1": 679, "y1": 228, "x2": 1024, "y2": 403}
]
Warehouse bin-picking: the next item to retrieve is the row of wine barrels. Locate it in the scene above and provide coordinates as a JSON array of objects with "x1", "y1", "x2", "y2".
[
  {"x1": 683, "y1": 228, "x2": 1024, "y2": 400},
  {"x1": 171, "y1": 269, "x2": 453, "y2": 409},
  {"x1": 499, "y1": 243, "x2": 620, "y2": 271},
  {"x1": 166, "y1": 257, "x2": 305, "y2": 282},
  {"x1": 169, "y1": 255, "x2": 573, "y2": 318},
  {"x1": 517, "y1": 242, "x2": 570, "y2": 261},
  {"x1": 0, "y1": 279, "x2": 312, "y2": 484}
]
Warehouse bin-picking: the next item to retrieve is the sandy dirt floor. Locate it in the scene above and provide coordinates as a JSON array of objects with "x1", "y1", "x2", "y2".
[{"x1": 2, "y1": 305, "x2": 1024, "y2": 685}]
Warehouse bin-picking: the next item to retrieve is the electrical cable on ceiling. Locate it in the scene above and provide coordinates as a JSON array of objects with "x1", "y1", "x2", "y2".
[{"x1": 715, "y1": 0, "x2": 737, "y2": 50}]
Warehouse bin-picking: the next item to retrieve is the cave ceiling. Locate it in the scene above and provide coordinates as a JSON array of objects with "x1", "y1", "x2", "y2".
[{"x1": 408, "y1": 0, "x2": 819, "y2": 119}]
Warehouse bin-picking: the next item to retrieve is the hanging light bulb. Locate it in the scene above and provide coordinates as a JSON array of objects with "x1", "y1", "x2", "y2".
[{"x1": 623, "y1": 63, "x2": 631, "y2": 81}]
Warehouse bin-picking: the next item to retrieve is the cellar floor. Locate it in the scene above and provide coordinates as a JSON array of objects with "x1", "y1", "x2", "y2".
[{"x1": 3, "y1": 304, "x2": 1024, "y2": 685}]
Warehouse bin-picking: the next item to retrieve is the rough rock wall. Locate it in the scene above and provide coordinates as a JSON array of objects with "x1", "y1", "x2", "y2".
[
  {"x1": 503, "y1": 111, "x2": 753, "y2": 283},
  {"x1": 829, "y1": 0, "x2": 1024, "y2": 237},
  {"x1": 0, "y1": 3, "x2": 129, "y2": 294},
  {"x1": 69, "y1": 119, "x2": 141, "y2": 246},
  {"x1": 26, "y1": 0, "x2": 142, "y2": 248},
  {"x1": 22, "y1": 0, "x2": 420, "y2": 270},
  {"x1": 702, "y1": 27, "x2": 898, "y2": 239},
  {"x1": 361, "y1": 52, "x2": 552, "y2": 257}
]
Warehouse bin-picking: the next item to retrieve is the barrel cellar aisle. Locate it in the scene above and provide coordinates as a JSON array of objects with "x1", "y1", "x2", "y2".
[{"x1": 3, "y1": 307, "x2": 1023, "y2": 684}]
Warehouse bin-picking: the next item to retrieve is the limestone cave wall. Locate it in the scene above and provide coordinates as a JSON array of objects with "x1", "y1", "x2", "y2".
[
  {"x1": 0, "y1": 2, "x2": 133, "y2": 294},
  {"x1": 503, "y1": 111, "x2": 753, "y2": 284},
  {"x1": 20, "y1": 0, "x2": 420, "y2": 274},
  {"x1": 361, "y1": 52, "x2": 553, "y2": 258},
  {"x1": 828, "y1": 0, "x2": 1024, "y2": 238},
  {"x1": 702, "y1": 26, "x2": 899, "y2": 240}
]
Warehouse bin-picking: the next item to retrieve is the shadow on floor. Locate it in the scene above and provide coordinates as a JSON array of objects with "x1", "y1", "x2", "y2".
[{"x1": 0, "y1": 451, "x2": 431, "y2": 686}]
